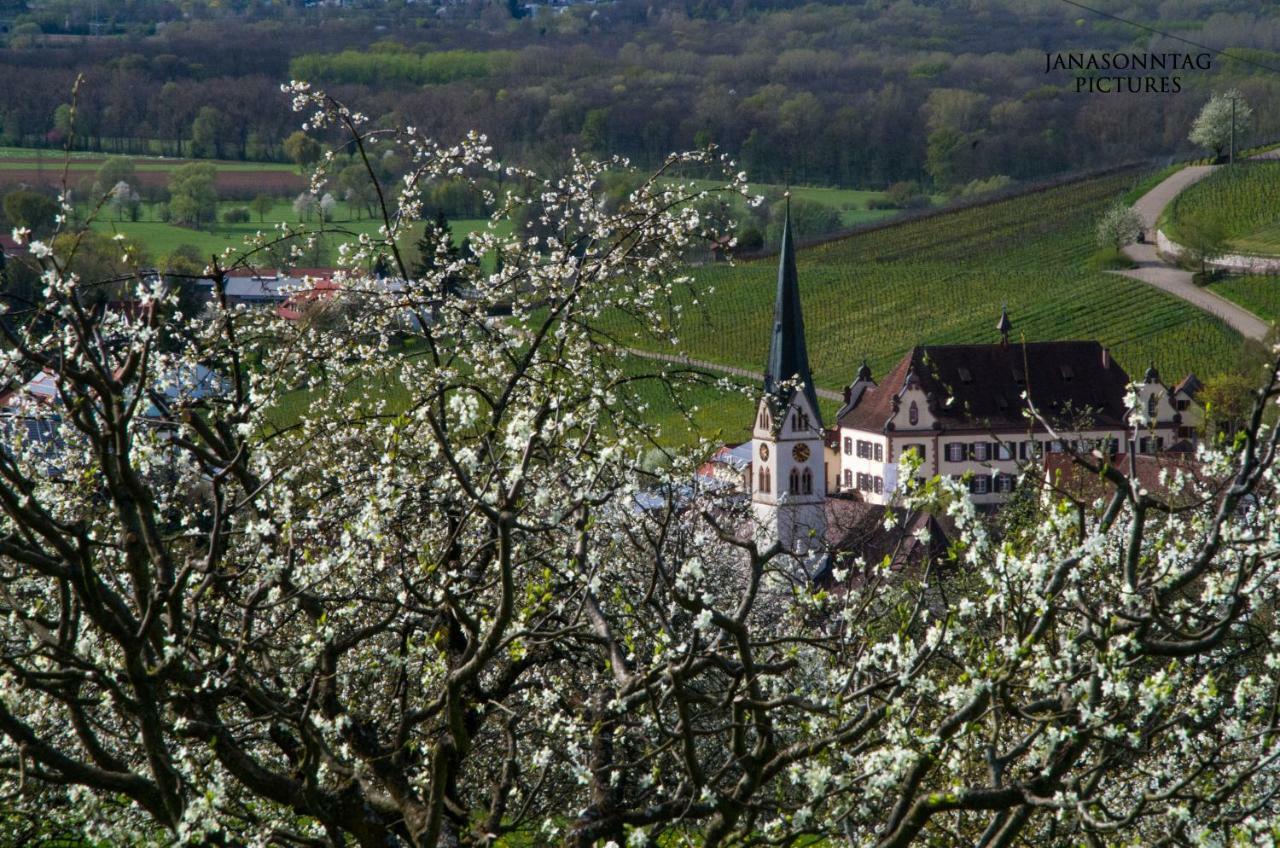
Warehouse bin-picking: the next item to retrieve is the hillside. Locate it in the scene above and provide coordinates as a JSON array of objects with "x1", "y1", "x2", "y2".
[
  {"x1": 1164, "y1": 161, "x2": 1280, "y2": 255},
  {"x1": 607, "y1": 167, "x2": 1245, "y2": 445}
]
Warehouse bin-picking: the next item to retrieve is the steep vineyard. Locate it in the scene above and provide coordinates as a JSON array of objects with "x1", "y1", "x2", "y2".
[{"x1": 608, "y1": 169, "x2": 1243, "y2": 394}]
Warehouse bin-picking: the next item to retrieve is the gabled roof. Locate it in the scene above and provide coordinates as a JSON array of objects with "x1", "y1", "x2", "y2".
[
  {"x1": 762, "y1": 200, "x2": 821, "y2": 426},
  {"x1": 816, "y1": 498, "x2": 954, "y2": 586},
  {"x1": 839, "y1": 341, "x2": 1136, "y2": 432},
  {"x1": 1175, "y1": 372, "x2": 1203, "y2": 398}
]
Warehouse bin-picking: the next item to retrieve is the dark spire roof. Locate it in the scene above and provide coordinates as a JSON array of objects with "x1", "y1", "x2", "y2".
[
  {"x1": 763, "y1": 196, "x2": 821, "y2": 423},
  {"x1": 856, "y1": 359, "x2": 872, "y2": 382},
  {"x1": 1145, "y1": 362, "x2": 1160, "y2": 383},
  {"x1": 997, "y1": 305, "x2": 1012, "y2": 343}
]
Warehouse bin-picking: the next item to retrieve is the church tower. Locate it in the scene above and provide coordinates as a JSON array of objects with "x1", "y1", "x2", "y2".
[{"x1": 751, "y1": 198, "x2": 826, "y2": 554}]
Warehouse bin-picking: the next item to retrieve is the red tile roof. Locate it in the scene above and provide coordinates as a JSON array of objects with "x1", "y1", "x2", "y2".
[
  {"x1": 839, "y1": 341, "x2": 1138, "y2": 433},
  {"x1": 1041, "y1": 452, "x2": 1215, "y2": 510}
]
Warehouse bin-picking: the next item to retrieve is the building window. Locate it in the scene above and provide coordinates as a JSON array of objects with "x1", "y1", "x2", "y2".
[
  {"x1": 908, "y1": 401, "x2": 919, "y2": 426},
  {"x1": 1176, "y1": 398, "x2": 1190, "y2": 411},
  {"x1": 903, "y1": 443, "x2": 926, "y2": 460},
  {"x1": 802, "y1": 468, "x2": 813, "y2": 494},
  {"x1": 857, "y1": 473, "x2": 872, "y2": 492},
  {"x1": 759, "y1": 407, "x2": 769, "y2": 429},
  {"x1": 1138, "y1": 436, "x2": 1165, "y2": 455},
  {"x1": 857, "y1": 440, "x2": 873, "y2": 459},
  {"x1": 995, "y1": 443, "x2": 1014, "y2": 461},
  {"x1": 789, "y1": 468, "x2": 800, "y2": 494},
  {"x1": 758, "y1": 467, "x2": 770, "y2": 493},
  {"x1": 873, "y1": 476, "x2": 883, "y2": 494},
  {"x1": 873, "y1": 443, "x2": 884, "y2": 462},
  {"x1": 844, "y1": 469, "x2": 852, "y2": 487},
  {"x1": 994, "y1": 473, "x2": 1014, "y2": 494},
  {"x1": 971, "y1": 475, "x2": 990, "y2": 495},
  {"x1": 1047, "y1": 440, "x2": 1064, "y2": 454},
  {"x1": 1147, "y1": 395, "x2": 1158, "y2": 419},
  {"x1": 946, "y1": 443, "x2": 965, "y2": 462},
  {"x1": 843, "y1": 436, "x2": 853, "y2": 455},
  {"x1": 972, "y1": 442, "x2": 989, "y2": 462}
]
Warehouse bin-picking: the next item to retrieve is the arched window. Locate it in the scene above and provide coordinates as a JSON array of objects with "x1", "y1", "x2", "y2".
[
  {"x1": 789, "y1": 468, "x2": 800, "y2": 494},
  {"x1": 758, "y1": 467, "x2": 766, "y2": 492},
  {"x1": 802, "y1": 468, "x2": 813, "y2": 494},
  {"x1": 1147, "y1": 394, "x2": 1158, "y2": 419},
  {"x1": 909, "y1": 401, "x2": 919, "y2": 426},
  {"x1": 764, "y1": 467, "x2": 771, "y2": 493},
  {"x1": 759, "y1": 407, "x2": 769, "y2": 429}
]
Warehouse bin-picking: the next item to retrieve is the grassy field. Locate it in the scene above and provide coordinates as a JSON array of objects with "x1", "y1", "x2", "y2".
[
  {"x1": 1163, "y1": 161, "x2": 1280, "y2": 255},
  {"x1": 1208, "y1": 275, "x2": 1280, "y2": 323},
  {"x1": 608, "y1": 168, "x2": 1243, "y2": 391},
  {"x1": 86, "y1": 200, "x2": 509, "y2": 268},
  {"x1": 265, "y1": 348, "x2": 764, "y2": 451},
  {"x1": 674, "y1": 177, "x2": 931, "y2": 229}
]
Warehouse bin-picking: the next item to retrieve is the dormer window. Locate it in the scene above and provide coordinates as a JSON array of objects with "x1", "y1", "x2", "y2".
[
  {"x1": 908, "y1": 401, "x2": 919, "y2": 426},
  {"x1": 1011, "y1": 367, "x2": 1024, "y2": 385},
  {"x1": 1059, "y1": 365, "x2": 1074, "y2": 381},
  {"x1": 957, "y1": 367, "x2": 972, "y2": 384}
]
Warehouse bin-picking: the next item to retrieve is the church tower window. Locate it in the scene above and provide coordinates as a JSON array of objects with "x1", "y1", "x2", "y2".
[{"x1": 789, "y1": 468, "x2": 800, "y2": 494}]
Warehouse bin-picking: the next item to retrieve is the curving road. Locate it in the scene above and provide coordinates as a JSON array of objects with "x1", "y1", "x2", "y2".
[{"x1": 1115, "y1": 164, "x2": 1270, "y2": 341}]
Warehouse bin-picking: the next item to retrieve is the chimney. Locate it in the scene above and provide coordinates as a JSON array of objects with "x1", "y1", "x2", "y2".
[{"x1": 1101, "y1": 347, "x2": 1110, "y2": 369}]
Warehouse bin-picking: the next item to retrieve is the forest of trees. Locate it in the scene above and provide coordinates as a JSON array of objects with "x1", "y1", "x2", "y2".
[{"x1": 2, "y1": 0, "x2": 1280, "y2": 190}]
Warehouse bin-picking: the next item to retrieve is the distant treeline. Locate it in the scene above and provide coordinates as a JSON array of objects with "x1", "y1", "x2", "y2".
[
  {"x1": 289, "y1": 47, "x2": 515, "y2": 87},
  {"x1": 2, "y1": 0, "x2": 1280, "y2": 191}
]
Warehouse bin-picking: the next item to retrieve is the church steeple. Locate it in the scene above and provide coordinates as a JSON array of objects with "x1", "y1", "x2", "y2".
[
  {"x1": 751, "y1": 194, "x2": 827, "y2": 559},
  {"x1": 763, "y1": 196, "x2": 821, "y2": 427}
]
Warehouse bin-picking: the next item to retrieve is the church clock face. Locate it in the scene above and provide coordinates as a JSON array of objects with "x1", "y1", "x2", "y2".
[
  {"x1": 792, "y1": 443, "x2": 810, "y2": 462},
  {"x1": 759, "y1": 443, "x2": 770, "y2": 461}
]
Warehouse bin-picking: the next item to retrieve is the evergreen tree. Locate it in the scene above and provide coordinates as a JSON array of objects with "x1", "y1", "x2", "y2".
[{"x1": 413, "y1": 210, "x2": 466, "y2": 295}]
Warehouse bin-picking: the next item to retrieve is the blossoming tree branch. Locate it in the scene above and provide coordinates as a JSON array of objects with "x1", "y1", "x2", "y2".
[{"x1": 0, "y1": 85, "x2": 1279, "y2": 847}]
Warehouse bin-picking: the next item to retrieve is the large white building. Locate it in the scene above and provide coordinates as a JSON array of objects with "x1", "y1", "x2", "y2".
[
  {"x1": 829, "y1": 337, "x2": 1188, "y2": 506},
  {"x1": 748, "y1": 207, "x2": 1198, "y2": 550}
]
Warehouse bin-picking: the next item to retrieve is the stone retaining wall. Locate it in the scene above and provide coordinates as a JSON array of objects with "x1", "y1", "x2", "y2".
[{"x1": 1156, "y1": 229, "x2": 1280, "y2": 274}]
